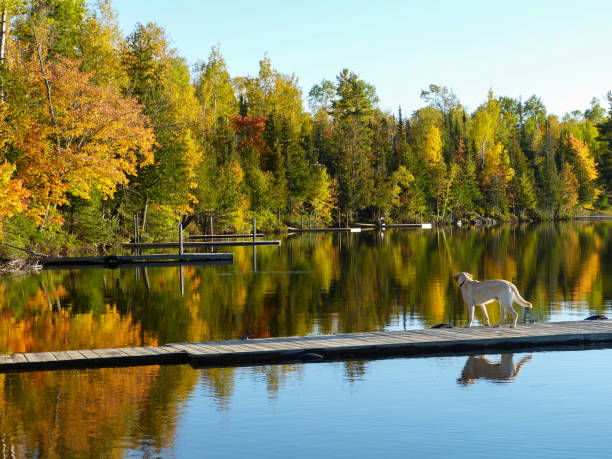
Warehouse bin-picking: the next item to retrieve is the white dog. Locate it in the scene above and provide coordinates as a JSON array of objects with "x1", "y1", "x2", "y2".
[{"x1": 454, "y1": 272, "x2": 532, "y2": 328}]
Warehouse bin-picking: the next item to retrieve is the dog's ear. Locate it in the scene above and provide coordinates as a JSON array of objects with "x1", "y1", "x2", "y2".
[{"x1": 453, "y1": 273, "x2": 460, "y2": 281}]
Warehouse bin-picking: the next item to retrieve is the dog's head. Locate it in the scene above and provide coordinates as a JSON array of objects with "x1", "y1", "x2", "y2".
[{"x1": 454, "y1": 272, "x2": 473, "y2": 286}]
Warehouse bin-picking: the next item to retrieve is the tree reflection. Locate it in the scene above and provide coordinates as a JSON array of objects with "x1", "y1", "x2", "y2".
[{"x1": 0, "y1": 365, "x2": 198, "y2": 457}]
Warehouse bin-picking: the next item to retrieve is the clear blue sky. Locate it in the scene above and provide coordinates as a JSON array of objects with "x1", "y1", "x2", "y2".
[{"x1": 111, "y1": 0, "x2": 611, "y2": 117}]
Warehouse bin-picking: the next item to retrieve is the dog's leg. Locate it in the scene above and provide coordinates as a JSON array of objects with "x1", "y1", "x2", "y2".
[
  {"x1": 479, "y1": 304, "x2": 491, "y2": 326},
  {"x1": 494, "y1": 303, "x2": 505, "y2": 327},
  {"x1": 508, "y1": 305, "x2": 518, "y2": 328},
  {"x1": 466, "y1": 304, "x2": 475, "y2": 328}
]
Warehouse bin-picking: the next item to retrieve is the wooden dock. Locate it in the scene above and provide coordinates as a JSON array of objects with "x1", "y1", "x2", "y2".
[
  {"x1": 356, "y1": 222, "x2": 432, "y2": 229},
  {"x1": 39, "y1": 253, "x2": 233, "y2": 268},
  {"x1": 121, "y1": 240, "x2": 281, "y2": 249},
  {"x1": 189, "y1": 233, "x2": 264, "y2": 239},
  {"x1": 287, "y1": 227, "x2": 365, "y2": 233},
  {"x1": 1, "y1": 320, "x2": 612, "y2": 373}
]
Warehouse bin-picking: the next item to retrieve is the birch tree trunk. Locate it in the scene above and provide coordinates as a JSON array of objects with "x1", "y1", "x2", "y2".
[
  {"x1": 0, "y1": 9, "x2": 7, "y2": 64},
  {"x1": 0, "y1": 8, "x2": 7, "y2": 103}
]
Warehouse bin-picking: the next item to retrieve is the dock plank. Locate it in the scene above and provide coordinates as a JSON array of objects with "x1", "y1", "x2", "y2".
[
  {"x1": 10, "y1": 354, "x2": 28, "y2": 364},
  {"x1": 118, "y1": 347, "x2": 158, "y2": 357},
  {"x1": 51, "y1": 351, "x2": 87, "y2": 362},
  {"x1": 25, "y1": 352, "x2": 57, "y2": 363},
  {"x1": 91, "y1": 348, "x2": 129, "y2": 359},
  {"x1": 1, "y1": 320, "x2": 612, "y2": 372}
]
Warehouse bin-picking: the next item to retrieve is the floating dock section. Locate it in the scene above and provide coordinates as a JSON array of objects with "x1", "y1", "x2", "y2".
[{"x1": 1, "y1": 320, "x2": 612, "y2": 373}]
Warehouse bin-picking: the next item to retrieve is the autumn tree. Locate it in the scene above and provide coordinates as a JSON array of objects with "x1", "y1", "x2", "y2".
[
  {"x1": 121, "y1": 23, "x2": 202, "y2": 237},
  {"x1": 559, "y1": 162, "x2": 579, "y2": 214},
  {"x1": 194, "y1": 45, "x2": 237, "y2": 135},
  {"x1": 565, "y1": 133, "x2": 598, "y2": 204},
  {"x1": 6, "y1": 45, "x2": 154, "y2": 230}
]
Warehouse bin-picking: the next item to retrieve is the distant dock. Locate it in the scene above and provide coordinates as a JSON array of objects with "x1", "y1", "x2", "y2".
[
  {"x1": 287, "y1": 227, "x2": 365, "y2": 233},
  {"x1": 188, "y1": 233, "x2": 264, "y2": 239},
  {"x1": 287, "y1": 223, "x2": 432, "y2": 233},
  {"x1": 1, "y1": 320, "x2": 611, "y2": 373},
  {"x1": 121, "y1": 240, "x2": 280, "y2": 249},
  {"x1": 355, "y1": 222, "x2": 432, "y2": 229}
]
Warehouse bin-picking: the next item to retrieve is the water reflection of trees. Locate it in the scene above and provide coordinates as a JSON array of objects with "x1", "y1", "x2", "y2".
[
  {"x1": 0, "y1": 365, "x2": 197, "y2": 457},
  {"x1": 0, "y1": 222, "x2": 611, "y2": 455}
]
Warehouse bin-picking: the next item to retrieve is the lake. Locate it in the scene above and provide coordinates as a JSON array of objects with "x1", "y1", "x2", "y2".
[{"x1": 1, "y1": 221, "x2": 611, "y2": 457}]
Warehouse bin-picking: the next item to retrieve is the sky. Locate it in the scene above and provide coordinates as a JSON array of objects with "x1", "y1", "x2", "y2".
[{"x1": 111, "y1": 0, "x2": 612, "y2": 117}]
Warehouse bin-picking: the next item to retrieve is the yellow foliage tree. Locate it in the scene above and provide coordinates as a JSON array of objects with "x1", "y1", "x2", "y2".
[
  {"x1": 308, "y1": 167, "x2": 337, "y2": 224},
  {"x1": 0, "y1": 162, "x2": 29, "y2": 236},
  {"x1": 482, "y1": 142, "x2": 515, "y2": 185},
  {"x1": 559, "y1": 162, "x2": 579, "y2": 213},
  {"x1": 566, "y1": 133, "x2": 598, "y2": 204},
  {"x1": 423, "y1": 126, "x2": 443, "y2": 164},
  {"x1": 567, "y1": 133, "x2": 597, "y2": 180}
]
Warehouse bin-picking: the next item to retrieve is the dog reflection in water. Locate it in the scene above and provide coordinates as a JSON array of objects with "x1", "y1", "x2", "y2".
[{"x1": 458, "y1": 354, "x2": 533, "y2": 385}]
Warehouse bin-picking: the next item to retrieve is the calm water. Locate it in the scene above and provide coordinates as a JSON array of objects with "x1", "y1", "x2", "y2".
[
  {"x1": 1, "y1": 221, "x2": 612, "y2": 457},
  {"x1": 1, "y1": 350, "x2": 612, "y2": 457}
]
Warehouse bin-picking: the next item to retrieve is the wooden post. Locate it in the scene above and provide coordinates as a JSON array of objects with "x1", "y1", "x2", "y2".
[
  {"x1": 252, "y1": 216, "x2": 256, "y2": 243},
  {"x1": 178, "y1": 217, "x2": 184, "y2": 254},
  {"x1": 338, "y1": 209, "x2": 341, "y2": 228},
  {"x1": 133, "y1": 214, "x2": 138, "y2": 243},
  {"x1": 346, "y1": 213, "x2": 349, "y2": 228},
  {"x1": 209, "y1": 215, "x2": 214, "y2": 253},
  {"x1": 136, "y1": 214, "x2": 140, "y2": 243}
]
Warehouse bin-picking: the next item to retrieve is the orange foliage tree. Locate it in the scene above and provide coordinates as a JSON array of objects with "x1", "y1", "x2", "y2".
[
  {"x1": 0, "y1": 104, "x2": 29, "y2": 235},
  {"x1": 230, "y1": 114, "x2": 268, "y2": 154},
  {"x1": 4, "y1": 52, "x2": 155, "y2": 230}
]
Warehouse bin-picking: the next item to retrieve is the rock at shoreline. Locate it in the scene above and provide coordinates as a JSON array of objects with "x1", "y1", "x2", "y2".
[{"x1": 0, "y1": 258, "x2": 42, "y2": 275}]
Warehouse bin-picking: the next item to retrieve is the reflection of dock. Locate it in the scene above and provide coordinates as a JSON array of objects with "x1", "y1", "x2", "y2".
[
  {"x1": 39, "y1": 253, "x2": 233, "y2": 269},
  {"x1": 2, "y1": 320, "x2": 612, "y2": 372}
]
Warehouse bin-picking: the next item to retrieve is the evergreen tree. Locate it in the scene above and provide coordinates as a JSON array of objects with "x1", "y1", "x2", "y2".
[{"x1": 331, "y1": 69, "x2": 377, "y2": 219}]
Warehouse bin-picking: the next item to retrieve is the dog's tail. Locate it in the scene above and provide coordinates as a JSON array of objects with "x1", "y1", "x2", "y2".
[{"x1": 511, "y1": 284, "x2": 532, "y2": 308}]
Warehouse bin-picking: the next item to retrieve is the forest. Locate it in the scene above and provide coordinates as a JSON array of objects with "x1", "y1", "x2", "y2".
[{"x1": 1, "y1": 0, "x2": 612, "y2": 254}]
